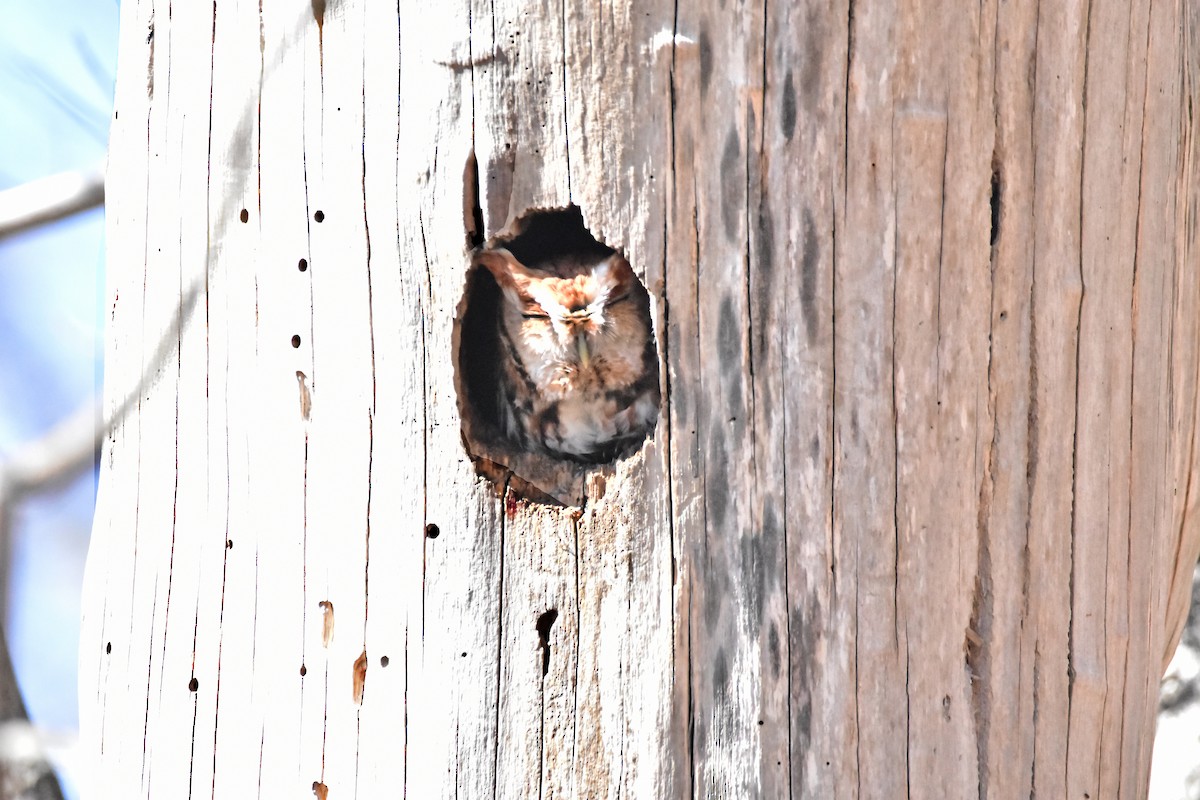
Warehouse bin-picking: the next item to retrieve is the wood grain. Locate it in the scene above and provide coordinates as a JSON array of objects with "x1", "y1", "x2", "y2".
[{"x1": 82, "y1": 0, "x2": 1200, "y2": 797}]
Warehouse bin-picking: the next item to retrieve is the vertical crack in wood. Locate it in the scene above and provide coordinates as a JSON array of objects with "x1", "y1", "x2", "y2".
[
  {"x1": 361, "y1": 3, "x2": 379, "y2": 645},
  {"x1": 665, "y1": 6, "x2": 691, "y2": 794},
  {"x1": 968, "y1": 497, "x2": 993, "y2": 799},
  {"x1": 212, "y1": 212, "x2": 236, "y2": 795},
  {"x1": 397, "y1": 2, "x2": 408, "y2": 791},
  {"x1": 853, "y1": 590, "x2": 862, "y2": 800},
  {"x1": 904, "y1": 632, "x2": 912, "y2": 799},
  {"x1": 535, "y1": 608, "x2": 558, "y2": 800},
  {"x1": 188, "y1": 606, "x2": 202, "y2": 799},
  {"x1": 1124, "y1": 15, "x2": 1157, "y2": 779},
  {"x1": 1030, "y1": 648, "x2": 1041, "y2": 795},
  {"x1": 257, "y1": 726, "x2": 265, "y2": 799},
  {"x1": 190, "y1": 4, "x2": 222, "y2": 794},
  {"x1": 891, "y1": 149, "x2": 901, "y2": 645},
  {"x1": 570, "y1": 515, "x2": 582, "y2": 794},
  {"x1": 364, "y1": 412, "x2": 373, "y2": 629},
  {"x1": 687, "y1": 600, "x2": 696, "y2": 800},
  {"x1": 321, "y1": 639, "x2": 331, "y2": 778},
  {"x1": 742, "y1": 108, "x2": 759, "y2": 469},
  {"x1": 559, "y1": 0, "x2": 571, "y2": 199},
  {"x1": 971, "y1": 204, "x2": 998, "y2": 798},
  {"x1": 1064, "y1": 0, "x2": 1095, "y2": 773},
  {"x1": 402, "y1": 619, "x2": 409, "y2": 795},
  {"x1": 141, "y1": 591, "x2": 158, "y2": 788},
  {"x1": 491, "y1": 474, "x2": 511, "y2": 800},
  {"x1": 417, "y1": 210, "x2": 433, "y2": 639},
  {"x1": 146, "y1": 10, "x2": 155, "y2": 99},
  {"x1": 464, "y1": 152, "x2": 485, "y2": 249},
  {"x1": 934, "y1": 135, "x2": 947, "y2": 405},
  {"x1": 842, "y1": 0, "x2": 855, "y2": 200},
  {"x1": 988, "y1": 167, "x2": 1002, "y2": 247},
  {"x1": 256, "y1": 0, "x2": 263, "y2": 212}
]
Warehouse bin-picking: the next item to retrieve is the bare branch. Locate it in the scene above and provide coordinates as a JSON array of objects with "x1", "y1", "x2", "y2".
[
  {"x1": 0, "y1": 283, "x2": 202, "y2": 504},
  {"x1": 0, "y1": 169, "x2": 105, "y2": 241}
]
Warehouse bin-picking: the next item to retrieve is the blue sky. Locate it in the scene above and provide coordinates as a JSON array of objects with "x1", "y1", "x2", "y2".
[{"x1": 0, "y1": 0, "x2": 119, "y2": 794}]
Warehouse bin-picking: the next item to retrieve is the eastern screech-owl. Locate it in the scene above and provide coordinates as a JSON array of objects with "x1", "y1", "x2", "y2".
[{"x1": 475, "y1": 246, "x2": 660, "y2": 463}]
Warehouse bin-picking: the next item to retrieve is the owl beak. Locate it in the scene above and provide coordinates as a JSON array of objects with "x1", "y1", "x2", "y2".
[{"x1": 575, "y1": 331, "x2": 590, "y2": 366}]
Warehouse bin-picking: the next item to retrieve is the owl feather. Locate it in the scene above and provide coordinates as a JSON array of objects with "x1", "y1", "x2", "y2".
[{"x1": 475, "y1": 247, "x2": 660, "y2": 463}]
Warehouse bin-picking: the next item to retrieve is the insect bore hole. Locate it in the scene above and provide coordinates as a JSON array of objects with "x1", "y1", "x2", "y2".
[
  {"x1": 425, "y1": 523, "x2": 440, "y2": 539},
  {"x1": 536, "y1": 608, "x2": 559, "y2": 677}
]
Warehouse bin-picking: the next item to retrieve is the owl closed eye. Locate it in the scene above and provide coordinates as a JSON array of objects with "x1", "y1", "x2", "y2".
[{"x1": 474, "y1": 246, "x2": 660, "y2": 462}]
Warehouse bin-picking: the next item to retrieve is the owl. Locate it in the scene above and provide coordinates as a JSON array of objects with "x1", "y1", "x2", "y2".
[{"x1": 474, "y1": 246, "x2": 660, "y2": 463}]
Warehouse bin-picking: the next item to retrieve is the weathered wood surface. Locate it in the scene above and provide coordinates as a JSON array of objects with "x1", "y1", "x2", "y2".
[{"x1": 82, "y1": 0, "x2": 1200, "y2": 797}]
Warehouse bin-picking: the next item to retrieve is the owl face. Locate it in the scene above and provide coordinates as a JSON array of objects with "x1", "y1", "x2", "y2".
[{"x1": 478, "y1": 248, "x2": 649, "y2": 397}]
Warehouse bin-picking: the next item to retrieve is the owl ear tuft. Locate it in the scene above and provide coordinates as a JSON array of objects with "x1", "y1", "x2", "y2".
[
  {"x1": 597, "y1": 253, "x2": 636, "y2": 293},
  {"x1": 475, "y1": 248, "x2": 536, "y2": 300}
]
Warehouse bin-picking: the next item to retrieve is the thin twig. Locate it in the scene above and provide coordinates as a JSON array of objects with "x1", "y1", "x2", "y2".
[{"x1": 0, "y1": 169, "x2": 105, "y2": 242}]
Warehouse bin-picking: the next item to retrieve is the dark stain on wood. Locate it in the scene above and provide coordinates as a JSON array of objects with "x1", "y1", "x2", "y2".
[
  {"x1": 720, "y1": 129, "x2": 742, "y2": 242},
  {"x1": 704, "y1": 565, "x2": 725, "y2": 633},
  {"x1": 768, "y1": 623, "x2": 781, "y2": 680},
  {"x1": 673, "y1": 359, "x2": 690, "y2": 429},
  {"x1": 740, "y1": 532, "x2": 765, "y2": 633},
  {"x1": 756, "y1": 193, "x2": 776, "y2": 294},
  {"x1": 801, "y1": 210, "x2": 819, "y2": 342},
  {"x1": 800, "y1": 10, "x2": 823, "y2": 111},
  {"x1": 699, "y1": 28, "x2": 713, "y2": 95},
  {"x1": 707, "y1": 427, "x2": 730, "y2": 528},
  {"x1": 718, "y1": 295, "x2": 743, "y2": 413},
  {"x1": 791, "y1": 596, "x2": 818, "y2": 766},
  {"x1": 713, "y1": 647, "x2": 730, "y2": 702},
  {"x1": 781, "y1": 69, "x2": 798, "y2": 141},
  {"x1": 755, "y1": 200, "x2": 777, "y2": 395}
]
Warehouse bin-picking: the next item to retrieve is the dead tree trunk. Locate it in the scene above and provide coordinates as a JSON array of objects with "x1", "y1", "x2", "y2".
[{"x1": 83, "y1": 0, "x2": 1200, "y2": 797}]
